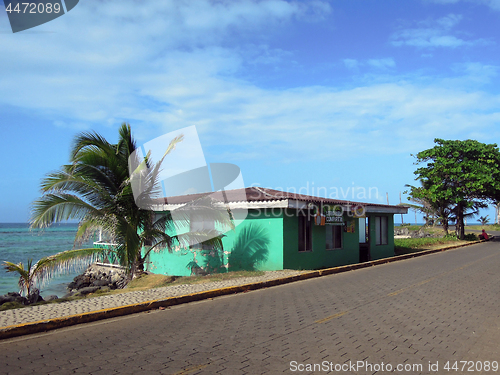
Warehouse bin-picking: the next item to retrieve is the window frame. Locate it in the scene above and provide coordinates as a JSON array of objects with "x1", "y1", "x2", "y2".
[
  {"x1": 190, "y1": 214, "x2": 215, "y2": 251},
  {"x1": 325, "y1": 224, "x2": 343, "y2": 250},
  {"x1": 375, "y1": 216, "x2": 388, "y2": 246},
  {"x1": 298, "y1": 214, "x2": 313, "y2": 252}
]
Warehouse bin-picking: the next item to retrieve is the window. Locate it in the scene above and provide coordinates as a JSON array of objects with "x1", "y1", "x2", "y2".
[
  {"x1": 298, "y1": 214, "x2": 312, "y2": 252},
  {"x1": 375, "y1": 216, "x2": 388, "y2": 245},
  {"x1": 190, "y1": 215, "x2": 215, "y2": 250},
  {"x1": 359, "y1": 217, "x2": 367, "y2": 244},
  {"x1": 326, "y1": 224, "x2": 343, "y2": 250}
]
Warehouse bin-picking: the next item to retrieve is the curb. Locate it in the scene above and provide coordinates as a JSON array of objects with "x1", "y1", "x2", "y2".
[{"x1": 0, "y1": 237, "x2": 492, "y2": 340}]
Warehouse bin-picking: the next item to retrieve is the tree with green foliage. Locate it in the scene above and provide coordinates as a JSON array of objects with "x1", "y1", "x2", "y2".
[
  {"x1": 405, "y1": 181, "x2": 454, "y2": 234},
  {"x1": 411, "y1": 139, "x2": 500, "y2": 240},
  {"x1": 479, "y1": 215, "x2": 490, "y2": 227},
  {"x1": 29, "y1": 123, "x2": 232, "y2": 283},
  {"x1": 3, "y1": 258, "x2": 55, "y2": 299}
]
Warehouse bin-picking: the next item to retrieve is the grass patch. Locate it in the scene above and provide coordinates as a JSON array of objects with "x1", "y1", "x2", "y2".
[
  {"x1": 466, "y1": 224, "x2": 500, "y2": 231},
  {"x1": 124, "y1": 273, "x2": 177, "y2": 290},
  {"x1": 394, "y1": 235, "x2": 471, "y2": 255},
  {"x1": 109, "y1": 270, "x2": 266, "y2": 294},
  {"x1": 167, "y1": 270, "x2": 265, "y2": 286},
  {"x1": 397, "y1": 225, "x2": 424, "y2": 231},
  {"x1": 0, "y1": 301, "x2": 27, "y2": 311}
]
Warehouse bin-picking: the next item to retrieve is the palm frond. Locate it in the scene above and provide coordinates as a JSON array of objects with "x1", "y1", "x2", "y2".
[
  {"x1": 37, "y1": 248, "x2": 107, "y2": 287},
  {"x1": 30, "y1": 193, "x2": 101, "y2": 228}
]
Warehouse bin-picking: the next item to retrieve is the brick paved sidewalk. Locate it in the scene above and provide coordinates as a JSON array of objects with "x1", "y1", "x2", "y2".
[{"x1": 0, "y1": 270, "x2": 307, "y2": 328}]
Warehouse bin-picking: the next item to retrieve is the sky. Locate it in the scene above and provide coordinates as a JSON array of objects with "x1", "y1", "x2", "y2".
[{"x1": 1, "y1": 0, "x2": 500, "y2": 224}]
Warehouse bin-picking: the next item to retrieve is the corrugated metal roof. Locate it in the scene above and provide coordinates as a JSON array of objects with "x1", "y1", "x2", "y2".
[{"x1": 158, "y1": 187, "x2": 408, "y2": 213}]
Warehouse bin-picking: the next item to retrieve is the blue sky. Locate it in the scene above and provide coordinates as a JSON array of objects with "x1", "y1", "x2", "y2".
[{"x1": 1, "y1": 0, "x2": 500, "y2": 224}]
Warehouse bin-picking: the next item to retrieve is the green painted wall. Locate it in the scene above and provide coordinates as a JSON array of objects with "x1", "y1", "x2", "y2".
[
  {"x1": 144, "y1": 208, "x2": 284, "y2": 276},
  {"x1": 224, "y1": 209, "x2": 284, "y2": 272},
  {"x1": 368, "y1": 213, "x2": 395, "y2": 260},
  {"x1": 142, "y1": 208, "x2": 396, "y2": 276},
  {"x1": 283, "y1": 211, "x2": 359, "y2": 270}
]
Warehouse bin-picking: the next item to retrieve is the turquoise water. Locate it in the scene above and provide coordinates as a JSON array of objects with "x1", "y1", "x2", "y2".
[{"x1": 0, "y1": 223, "x2": 95, "y2": 298}]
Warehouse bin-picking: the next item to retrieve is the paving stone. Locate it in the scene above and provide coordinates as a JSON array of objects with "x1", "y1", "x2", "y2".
[{"x1": 1, "y1": 241, "x2": 500, "y2": 374}]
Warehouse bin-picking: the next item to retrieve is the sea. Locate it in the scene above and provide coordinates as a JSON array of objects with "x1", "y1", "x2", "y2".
[{"x1": 0, "y1": 223, "x2": 95, "y2": 298}]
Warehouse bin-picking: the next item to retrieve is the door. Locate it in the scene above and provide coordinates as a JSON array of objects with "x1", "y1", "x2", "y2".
[{"x1": 359, "y1": 217, "x2": 371, "y2": 262}]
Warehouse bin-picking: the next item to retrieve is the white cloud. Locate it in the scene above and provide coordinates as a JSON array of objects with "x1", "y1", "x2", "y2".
[
  {"x1": 367, "y1": 58, "x2": 396, "y2": 69},
  {"x1": 425, "y1": 0, "x2": 500, "y2": 10},
  {"x1": 391, "y1": 13, "x2": 491, "y2": 48},
  {"x1": 343, "y1": 59, "x2": 359, "y2": 70},
  {"x1": 344, "y1": 58, "x2": 395, "y2": 70},
  {"x1": 1, "y1": 0, "x2": 500, "y2": 164}
]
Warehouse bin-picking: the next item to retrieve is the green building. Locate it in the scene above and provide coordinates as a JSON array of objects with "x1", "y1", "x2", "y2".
[{"x1": 143, "y1": 187, "x2": 408, "y2": 276}]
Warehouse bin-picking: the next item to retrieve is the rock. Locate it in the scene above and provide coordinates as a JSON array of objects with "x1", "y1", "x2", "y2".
[
  {"x1": 92, "y1": 279, "x2": 110, "y2": 287},
  {"x1": 75, "y1": 276, "x2": 91, "y2": 289},
  {"x1": 110, "y1": 273, "x2": 122, "y2": 284},
  {"x1": 14, "y1": 295, "x2": 28, "y2": 305},
  {"x1": 394, "y1": 227, "x2": 410, "y2": 236},
  {"x1": 68, "y1": 263, "x2": 128, "y2": 293},
  {"x1": 74, "y1": 286, "x2": 100, "y2": 296},
  {"x1": 27, "y1": 288, "x2": 44, "y2": 304},
  {"x1": 0, "y1": 295, "x2": 13, "y2": 306},
  {"x1": 62, "y1": 291, "x2": 75, "y2": 299},
  {"x1": 45, "y1": 295, "x2": 59, "y2": 301},
  {"x1": 0, "y1": 292, "x2": 29, "y2": 306}
]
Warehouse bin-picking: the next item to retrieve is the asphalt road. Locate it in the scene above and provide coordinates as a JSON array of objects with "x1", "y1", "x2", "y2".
[{"x1": 1, "y1": 240, "x2": 499, "y2": 375}]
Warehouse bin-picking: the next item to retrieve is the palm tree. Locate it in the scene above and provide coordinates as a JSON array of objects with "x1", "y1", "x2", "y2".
[
  {"x1": 30, "y1": 123, "x2": 232, "y2": 282},
  {"x1": 3, "y1": 258, "x2": 55, "y2": 298},
  {"x1": 405, "y1": 183, "x2": 453, "y2": 234},
  {"x1": 479, "y1": 215, "x2": 490, "y2": 227}
]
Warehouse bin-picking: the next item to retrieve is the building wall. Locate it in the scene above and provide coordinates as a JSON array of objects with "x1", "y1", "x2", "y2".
[
  {"x1": 144, "y1": 208, "x2": 284, "y2": 276},
  {"x1": 143, "y1": 208, "x2": 396, "y2": 276},
  {"x1": 224, "y1": 209, "x2": 284, "y2": 272},
  {"x1": 368, "y1": 213, "x2": 395, "y2": 260},
  {"x1": 283, "y1": 210, "x2": 360, "y2": 270}
]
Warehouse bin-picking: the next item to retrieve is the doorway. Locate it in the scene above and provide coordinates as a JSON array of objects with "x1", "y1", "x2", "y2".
[{"x1": 359, "y1": 217, "x2": 371, "y2": 262}]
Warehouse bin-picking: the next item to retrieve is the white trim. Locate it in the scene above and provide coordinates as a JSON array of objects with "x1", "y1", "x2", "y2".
[
  {"x1": 365, "y1": 206, "x2": 408, "y2": 214},
  {"x1": 152, "y1": 199, "x2": 408, "y2": 214},
  {"x1": 153, "y1": 200, "x2": 289, "y2": 211}
]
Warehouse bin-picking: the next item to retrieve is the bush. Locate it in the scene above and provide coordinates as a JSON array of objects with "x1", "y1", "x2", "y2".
[{"x1": 463, "y1": 233, "x2": 478, "y2": 241}]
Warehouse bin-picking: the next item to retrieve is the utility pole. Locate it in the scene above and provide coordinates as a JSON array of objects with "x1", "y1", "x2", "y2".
[{"x1": 399, "y1": 191, "x2": 404, "y2": 225}]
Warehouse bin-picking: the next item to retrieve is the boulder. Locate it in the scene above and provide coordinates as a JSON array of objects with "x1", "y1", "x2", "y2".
[
  {"x1": 68, "y1": 263, "x2": 128, "y2": 293},
  {"x1": 74, "y1": 286, "x2": 100, "y2": 296},
  {"x1": 0, "y1": 292, "x2": 28, "y2": 306},
  {"x1": 27, "y1": 288, "x2": 44, "y2": 305},
  {"x1": 92, "y1": 279, "x2": 110, "y2": 287}
]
